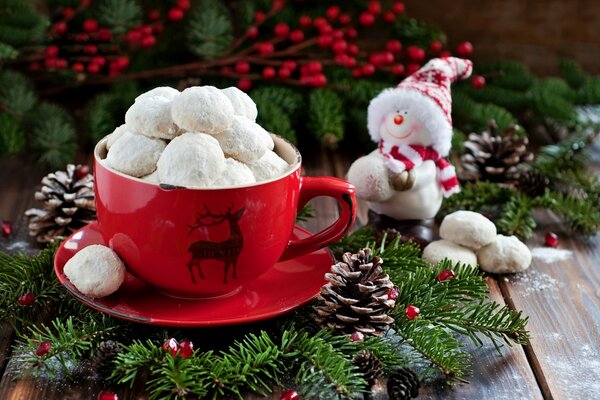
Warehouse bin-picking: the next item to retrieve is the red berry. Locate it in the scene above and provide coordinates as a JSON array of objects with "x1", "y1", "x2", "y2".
[
  {"x1": 140, "y1": 25, "x2": 153, "y2": 35},
  {"x1": 392, "y1": 2, "x2": 406, "y2": 14},
  {"x1": 386, "y1": 286, "x2": 399, "y2": 300},
  {"x1": 97, "y1": 28, "x2": 112, "y2": 41},
  {"x1": 359, "y1": 12, "x2": 375, "y2": 26},
  {"x1": 278, "y1": 67, "x2": 291, "y2": 79},
  {"x1": 81, "y1": 0, "x2": 91, "y2": 7},
  {"x1": 30, "y1": 62, "x2": 41, "y2": 71},
  {"x1": 168, "y1": 8, "x2": 184, "y2": 21},
  {"x1": 330, "y1": 29, "x2": 344, "y2": 39},
  {"x1": 176, "y1": 0, "x2": 191, "y2": 11},
  {"x1": 44, "y1": 58, "x2": 57, "y2": 69},
  {"x1": 380, "y1": 51, "x2": 394, "y2": 65},
  {"x1": 247, "y1": 26, "x2": 258, "y2": 38},
  {"x1": 391, "y1": 64, "x2": 405, "y2": 75},
  {"x1": 368, "y1": 1, "x2": 382, "y2": 14},
  {"x1": 179, "y1": 339, "x2": 194, "y2": 358},
  {"x1": 237, "y1": 78, "x2": 252, "y2": 91},
  {"x1": 343, "y1": 56, "x2": 356, "y2": 68},
  {"x1": 53, "y1": 21, "x2": 68, "y2": 35},
  {"x1": 282, "y1": 60, "x2": 297, "y2": 70},
  {"x1": 83, "y1": 19, "x2": 98, "y2": 32},
  {"x1": 383, "y1": 11, "x2": 395, "y2": 23},
  {"x1": 91, "y1": 56, "x2": 106, "y2": 66},
  {"x1": 288, "y1": 29, "x2": 304, "y2": 43},
  {"x1": 335, "y1": 53, "x2": 350, "y2": 66},
  {"x1": 149, "y1": 9, "x2": 160, "y2": 21},
  {"x1": 72, "y1": 62, "x2": 85, "y2": 73},
  {"x1": 347, "y1": 44, "x2": 359, "y2": 55},
  {"x1": 545, "y1": 232, "x2": 559, "y2": 248},
  {"x1": 257, "y1": 41, "x2": 274, "y2": 55},
  {"x1": 439, "y1": 50, "x2": 452, "y2": 58},
  {"x1": 345, "y1": 28, "x2": 357, "y2": 40},
  {"x1": 36, "y1": 341, "x2": 52, "y2": 357},
  {"x1": 406, "y1": 62, "x2": 421, "y2": 75},
  {"x1": 386, "y1": 39, "x2": 402, "y2": 54},
  {"x1": 313, "y1": 17, "x2": 328, "y2": 30},
  {"x1": 126, "y1": 30, "x2": 142, "y2": 43},
  {"x1": 331, "y1": 39, "x2": 347, "y2": 54},
  {"x1": 235, "y1": 61, "x2": 250, "y2": 74},
  {"x1": 75, "y1": 33, "x2": 89, "y2": 42},
  {"x1": 317, "y1": 35, "x2": 333, "y2": 48},
  {"x1": 274, "y1": 23, "x2": 289, "y2": 37},
  {"x1": 338, "y1": 13, "x2": 351, "y2": 25},
  {"x1": 361, "y1": 63, "x2": 375, "y2": 76},
  {"x1": 437, "y1": 269, "x2": 456, "y2": 282},
  {"x1": 87, "y1": 62, "x2": 100, "y2": 74},
  {"x1": 115, "y1": 56, "x2": 129, "y2": 70},
  {"x1": 97, "y1": 391, "x2": 118, "y2": 400},
  {"x1": 406, "y1": 45, "x2": 425, "y2": 62},
  {"x1": 405, "y1": 305, "x2": 420, "y2": 320},
  {"x1": 46, "y1": 45, "x2": 59, "y2": 57},
  {"x1": 262, "y1": 66, "x2": 276, "y2": 79},
  {"x1": 369, "y1": 53, "x2": 382, "y2": 66},
  {"x1": 456, "y1": 41, "x2": 473, "y2": 57},
  {"x1": 309, "y1": 74, "x2": 327, "y2": 87},
  {"x1": 350, "y1": 332, "x2": 364, "y2": 342},
  {"x1": 55, "y1": 58, "x2": 68, "y2": 69},
  {"x1": 471, "y1": 75, "x2": 486, "y2": 89},
  {"x1": 306, "y1": 61, "x2": 322, "y2": 74},
  {"x1": 429, "y1": 40, "x2": 443, "y2": 53},
  {"x1": 254, "y1": 11, "x2": 266, "y2": 23},
  {"x1": 83, "y1": 44, "x2": 97, "y2": 54},
  {"x1": 280, "y1": 390, "x2": 299, "y2": 400},
  {"x1": 272, "y1": 0, "x2": 284, "y2": 11},
  {"x1": 299, "y1": 15, "x2": 312, "y2": 28},
  {"x1": 18, "y1": 292, "x2": 36, "y2": 306},
  {"x1": 75, "y1": 165, "x2": 90, "y2": 179},
  {"x1": 153, "y1": 23, "x2": 164, "y2": 34},
  {"x1": 352, "y1": 68, "x2": 362, "y2": 78},
  {"x1": 140, "y1": 35, "x2": 156, "y2": 48},
  {"x1": 63, "y1": 7, "x2": 75, "y2": 19},
  {"x1": 162, "y1": 338, "x2": 179, "y2": 356},
  {"x1": 326, "y1": 6, "x2": 340, "y2": 20}
]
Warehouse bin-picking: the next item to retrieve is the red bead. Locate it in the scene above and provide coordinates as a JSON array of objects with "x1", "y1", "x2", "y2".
[
  {"x1": 162, "y1": 338, "x2": 179, "y2": 356},
  {"x1": 345, "y1": 28, "x2": 357, "y2": 40},
  {"x1": 63, "y1": 7, "x2": 75, "y2": 19},
  {"x1": 257, "y1": 41, "x2": 274, "y2": 55},
  {"x1": 383, "y1": 11, "x2": 395, "y2": 23},
  {"x1": 115, "y1": 56, "x2": 129, "y2": 70},
  {"x1": 149, "y1": 10, "x2": 160, "y2": 21},
  {"x1": 361, "y1": 63, "x2": 375, "y2": 76},
  {"x1": 97, "y1": 28, "x2": 112, "y2": 41},
  {"x1": 97, "y1": 391, "x2": 118, "y2": 400},
  {"x1": 437, "y1": 269, "x2": 456, "y2": 282},
  {"x1": 53, "y1": 21, "x2": 68, "y2": 35},
  {"x1": 280, "y1": 390, "x2": 299, "y2": 400},
  {"x1": 456, "y1": 41, "x2": 473, "y2": 57},
  {"x1": 83, "y1": 44, "x2": 97, "y2": 54},
  {"x1": 274, "y1": 23, "x2": 290, "y2": 37},
  {"x1": 471, "y1": 75, "x2": 486, "y2": 89},
  {"x1": 299, "y1": 15, "x2": 312, "y2": 28},
  {"x1": 87, "y1": 62, "x2": 100, "y2": 74},
  {"x1": 429, "y1": 40, "x2": 443, "y2": 53},
  {"x1": 262, "y1": 66, "x2": 276, "y2": 79},
  {"x1": 439, "y1": 50, "x2": 452, "y2": 58},
  {"x1": 72, "y1": 62, "x2": 85, "y2": 73},
  {"x1": 406, "y1": 45, "x2": 425, "y2": 62},
  {"x1": 140, "y1": 35, "x2": 156, "y2": 48},
  {"x1": 359, "y1": 12, "x2": 375, "y2": 26},
  {"x1": 83, "y1": 19, "x2": 98, "y2": 32},
  {"x1": 406, "y1": 62, "x2": 420, "y2": 75},
  {"x1": 282, "y1": 60, "x2": 297, "y2": 70},
  {"x1": 386, "y1": 286, "x2": 399, "y2": 300},
  {"x1": 176, "y1": 0, "x2": 191, "y2": 11},
  {"x1": 545, "y1": 232, "x2": 559, "y2": 248},
  {"x1": 278, "y1": 67, "x2": 291, "y2": 79},
  {"x1": 317, "y1": 35, "x2": 333, "y2": 48},
  {"x1": 391, "y1": 64, "x2": 405, "y2": 75},
  {"x1": 168, "y1": 8, "x2": 184, "y2": 21},
  {"x1": 237, "y1": 78, "x2": 252, "y2": 91},
  {"x1": 405, "y1": 305, "x2": 420, "y2": 320},
  {"x1": 392, "y1": 2, "x2": 406, "y2": 14},
  {"x1": 347, "y1": 44, "x2": 359, "y2": 55},
  {"x1": 55, "y1": 58, "x2": 68, "y2": 69},
  {"x1": 350, "y1": 332, "x2": 364, "y2": 342},
  {"x1": 368, "y1": 1, "x2": 382, "y2": 14},
  {"x1": 36, "y1": 341, "x2": 52, "y2": 357},
  {"x1": 75, "y1": 165, "x2": 90, "y2": 179},
  {"x1": 235, "y1": 61, "x2": 250, "y2": 74},
  {"x1": 254, "y1": 11, "x2": 266, "y2": 23},
  {"x1": 288, "y1": 29, "x2": 304, "y2": 43},
  {"x1": 326, "y1": 6, "x2": 340, "y2": 20},
  {"x1": 179, "y1": 339, "x2": 194, "y2": 358},
  {"x1": 306, "y1": 61, "x2": 322, "y2": 74},
  {"x1": 18, "y1": 292, "x2": 36, "y2": 306},
  {"x1": 247, "y1": 26, "x2": 258, "y2": 38},
  {"x1": 46, "y1": 45, "x2": 59, "y2": 58},
  {"x1": 338, "y1": 13, "x2": 351, "y2": 25},
  {"x1": 331, "y1": 40, "x2": 347, "y2": 54},
  {"x1": 386, "y1": 39, "x2": 402, "y2": 54},
  {"x1": 91, "y1": 56, "x2": 106, "y2": 66}
]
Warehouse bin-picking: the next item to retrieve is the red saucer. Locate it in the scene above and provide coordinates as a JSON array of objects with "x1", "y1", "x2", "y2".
[{"x1": 54, "y1": 222, "x2": 333, "y2": 327}]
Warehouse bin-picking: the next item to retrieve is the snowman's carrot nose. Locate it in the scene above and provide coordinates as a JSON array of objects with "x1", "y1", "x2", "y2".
[{"x1": 393, "y1": 114, "x2": 404, "y2": 125}]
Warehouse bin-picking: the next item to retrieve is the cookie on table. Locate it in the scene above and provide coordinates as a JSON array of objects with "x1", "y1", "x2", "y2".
[
  {"x1": 422, "y1": 239, "x2": 478, "y2": 267},
  {"x1": 478, "y1": 235, "x2": 531, "y2": 274},
  {"x1": 439, "y1": 210, "x2": 497, "y2": 250}
]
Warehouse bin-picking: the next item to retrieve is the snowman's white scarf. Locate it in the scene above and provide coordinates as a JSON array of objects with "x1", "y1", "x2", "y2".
[{"x1": 378, "y1": 140, "x2": 460, "y2": 197}]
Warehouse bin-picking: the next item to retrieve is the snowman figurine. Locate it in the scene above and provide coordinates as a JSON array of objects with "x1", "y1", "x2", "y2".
[{"x1": 348, "y1": 57, "x2": 472, "y2": 222}]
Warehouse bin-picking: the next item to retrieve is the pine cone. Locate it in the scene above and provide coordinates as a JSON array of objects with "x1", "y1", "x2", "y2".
[
  {"x1": 353, "y1": 349, "x2": 383, "y2": 386},
  {"x1": 374, "y1": 228, "x2": 402, "y2": 247},
  {"x1": 91, "y1": 340, "x2": 122, "y2": 378},
  {"x1": 516, "y1": 169, "x2": 550, "y2": 197},
  {"x1": 387, "y1": 368, "x2": 420, "y2": 400},
  {"x1": 460, "y1": 120, "x2": 534, "y2": 184},
  {"x1": 314, "y1": 248, "x2": 396, "y2": 336},
  {"x1": 25, "y1": 164, "x2": 96, "y2": 243}
]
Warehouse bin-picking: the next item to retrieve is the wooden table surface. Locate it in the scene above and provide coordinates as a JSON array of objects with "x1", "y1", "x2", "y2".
[{"x1": 0, "y1": 146, "x2": 599, "y2": 400}]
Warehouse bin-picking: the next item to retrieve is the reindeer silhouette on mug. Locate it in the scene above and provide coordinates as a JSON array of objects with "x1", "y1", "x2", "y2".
[{"x1": 186, "y1": 206, "x2": 245, "y2": 284}]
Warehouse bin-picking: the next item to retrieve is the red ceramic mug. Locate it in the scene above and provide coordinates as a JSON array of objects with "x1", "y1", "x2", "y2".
[{"x1": 94, "y1": 135, "x2": 356, "y2": 298}]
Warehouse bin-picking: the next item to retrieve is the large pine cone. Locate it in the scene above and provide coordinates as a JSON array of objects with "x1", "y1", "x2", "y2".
[
  {"x1": 25, "y1": 164, "x2": 96, "y2": 243},
  {"x1": 387, "y1": 368, "x2": 420, "y2": 400},
  {"x1": 314, "y1": 248, "x2": 396, "y2": 336},
  {"x1": 460, "y1": 120, "x2": 534, "y2": 184}
]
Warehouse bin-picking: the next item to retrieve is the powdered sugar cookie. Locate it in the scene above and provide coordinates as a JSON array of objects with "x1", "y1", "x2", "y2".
[
  {"x1": 478, "y1": 235, "x2": 531, "y2": 274},
  {"x1": 422, "y1": 239, "x2": 477, "y2": 267},
  {"x1": 106, "y1": 132, "x2": 166, "y2": 177},
  {"x1": 106, "y1": 124, "x2": 131, "y2": 150},
  {"x1": 135, "y1": 86, "x2": 180, "y2": 102},
  {"x1": 221, "y1": 87, "x2": 258, "y2": 121},
  {"x1": 439, "y1": 210, "x2": 497, "y2": 250},
  {"x1": 140, "y1": 169, "x2": 160, "y2": 184},
  {"x1": 157, "y1": 132, "x2": 225, "y2": 188},
  {"x1": 171, "y1": 86, "x2": 234, "y2": 134},
  {"x1": 214, "y1": 158, "x2": 256, "y2": 187},
  {"x1": 63, "y1": 244, "x2": 126, "y2": 298},
  {"x1": 125, "y1": 95, "x2": 180, "y2": 140},
  {"x1": 247, "y1": 150, "x2": 290, "y2": 181},
  {"x1": 215, "y1": 116, "x2": 269, "y2": 163}
]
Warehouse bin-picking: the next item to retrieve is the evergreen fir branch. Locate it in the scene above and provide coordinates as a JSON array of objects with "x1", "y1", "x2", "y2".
[
  {"x1": 111, "y1": 339, "x2": 165, "y2": 387},
  {"x1": 393, "y1": 16, "x2": 444, "y2": 47},
  {"x1": 534, "y1": 132, "x2": 590, "y2": 174},
  {"x1": 96, "y1": 0, "x2": 142, "y2": 34},
  {"x1": 452, "y1": 90, "x2": 517, "y2": 132},
  {"x1": 0, "y1": 42, "x2": 18, "y2": 60},
  {"x1": 0, "y1": 112, "x2": 25, "y2": 154},
  {"x1": 253, "y1": 101, "x2": 297, "y2": 144},
  {"x1": 308, "y1": 89, "x2": 345, "y2": 147},
  {"x1": 250, "y1": 86, "x2": 304, "y2": 117},
  {"x1": 0, "y1": 70, "x2": 37, "y2": 117},
  {"x1": 559, "y1": 58, "x2": 587, "y2": 90},
  {"x1": 329, "y1": 226, "x2": 376, "y2": 257},
  {"x1": 451, "y1": 127, "x2": 467, "y2": 153},
  {"x1": 439, "y1": 181, "x2": 513, "y2": 216},
  {"x1": 0, "y1": 0, "x2": 48, "y2": 46},
  {"x1": 534, "y1": 191, "x2": 600, "y2": 235},
  {"x1": 531, "y1": 78, "x2": 577, "y2": 121},
  {"x1": 334, "y1": 78, "x2": 390, "y2": 106},
  {"x1": 31, "y1": 114, "x2": 77, "y2": 168},
  {"x1": 476, "y1": 60, "x2": 535, "y2": 91},
  {"x1": 146, "y1": 352, "x2": 213, "y2": 400},
  {"x1": 86, "y1": 82, "x2": 139, "y2": 141},
  {"x1": 458, "y1": 83, "x2": 530, "y2": 110},
  {"x1": 357, "y1": 335, "x2": 412, "y2": 374},
  {"x1": 296, "y1": 203, "x2": 315, "y2": 222},
  {"x1": 576, "y1": 76, "x2": 600, "y2": 104},
  {"x1": 495, "y1": 194, "x2": 536, "y2": 238},
  {"x1": 373, "y1": 237, "x2": 430, "y2": 274},
  {"x1": 187, "y1": 0, "x2": 234, "y2": 60}
]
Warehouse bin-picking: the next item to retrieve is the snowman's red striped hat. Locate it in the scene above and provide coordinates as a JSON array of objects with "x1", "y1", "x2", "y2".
[{"x1": 367, "y1": 57, "x2": 472, "y2": 157}]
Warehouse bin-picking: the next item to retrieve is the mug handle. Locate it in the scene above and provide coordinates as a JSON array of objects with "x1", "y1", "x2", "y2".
[{"x1": 279, "y1": 176, "x2": 356, "y2": 261}]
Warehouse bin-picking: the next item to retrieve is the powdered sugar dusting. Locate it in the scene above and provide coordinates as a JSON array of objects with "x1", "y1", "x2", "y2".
[
  {"x1": 544, "y1": 343, "x2": 600, "y2": 399},
  {"x1": 531, "y1": 247, "x2": 572, "y2": 264},
  {"x1": 509, "y1": 270, "x2": 562, "y2": 296}
]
